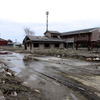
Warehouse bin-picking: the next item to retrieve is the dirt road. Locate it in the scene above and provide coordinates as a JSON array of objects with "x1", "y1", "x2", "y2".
[{"x1": 0, "y1": 50, "x2": 100, "y2": 100}]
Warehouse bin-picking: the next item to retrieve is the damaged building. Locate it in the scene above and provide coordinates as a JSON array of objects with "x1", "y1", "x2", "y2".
[
  {"x1": 23, "y1": 27, "x2": 100, "y2": 50},
  {"x1": 23, "y1": 31, "x2": 65, "y2": 50}
]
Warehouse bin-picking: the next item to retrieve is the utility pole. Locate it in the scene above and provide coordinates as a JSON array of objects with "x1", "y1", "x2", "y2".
[{"x1": 46, "y1": 11, "x2": 49, "y2": 31}]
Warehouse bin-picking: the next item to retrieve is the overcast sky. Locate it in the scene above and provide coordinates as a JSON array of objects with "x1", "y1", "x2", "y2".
[{"x1": 0, "y1": 0, "x2": 100, "y2": 42}]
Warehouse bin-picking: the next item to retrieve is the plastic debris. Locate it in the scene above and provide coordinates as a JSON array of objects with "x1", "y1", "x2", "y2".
[
  {"x1": 5, "y1": 69, "x2": 14, "y2": 77},
  {"x1": 2, "y1": 80, "x2": 5, "y2": 84},
  {"x1": 93, "y1": 58, "x2": 100, "y2": 61},
  {"x1": 6, "y1": 72, "x2": 12, "y2": 76},
  {"x1": 58, "y1": 55, "x2": 60, "y2": 58},
  {"x1": 66, "y1": 96, "x2": 70, "y2": 100},
  {"x1": 34, "y1": 89, "x2": 40, "y2": 93},
  {"x1": 11, "y1": 91, "x2": 17, "y2": 96},
  {"x1": 86, "y1": 57, "x2": 100, "y2": 61},
  {"x1": 86, "y1": 58, "x2": 92, "y2": 61},
  {"x1": 23, "y1": 82, "x2": 29, "y2": 84}
]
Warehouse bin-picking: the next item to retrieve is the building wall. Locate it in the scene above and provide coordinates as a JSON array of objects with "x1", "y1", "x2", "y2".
[
  {"x1": 26, "y1": 44, "x2": 30, "y2": 50},
  {"x1": 51, "y1": 34, "x2": 60, "y2": 38},
  {"x1": 65, "y1": 38, "x2": 74, "y2": 43},
  {"x1": 26, "y1": 42, "x2": 65, "y2": 50},
  {"x1": 91, "y1": 29, "x2": 100, "y2": 41},
  {"x1": 31, "y1": 43, "x2": 44, "y2": 49},
  {"x1": 74, "y1": 33, "x2": 89, "y2": 42},
  {"x1": 31, "y1": 44, "x2": 34, "y2": 49},
  {"x1": 62, "y1": 34, "x2": 89, "y2": 42},
  {"x1": 38, "y1": 43, "x2": 65, "y2": 49},
  {"x1": 73, "y1": 29, "x2": 100, "y2": 42},
  {"x1": 0, "y1": 41, "x2": 8, "y2": 46},
  {"x1": 59, "y1": 43, "x2": 64, "y2": 49},
  {"x1": 50, "y1": 44, "x2": 55, "y2": 49},
  {"x1": 45, "y1": 32, "x2": 51, "y2": 37},
  {"x1": 45, "y1": 32, "x2": 60, "y2": 38},
  {"x1": 39, "y1": 44, "x2": 44, "y2": 49}
]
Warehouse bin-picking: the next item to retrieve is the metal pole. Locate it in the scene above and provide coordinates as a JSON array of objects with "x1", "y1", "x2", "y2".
[{"x1": 46, "y1": 11, "x2": 49, "y2": 31}]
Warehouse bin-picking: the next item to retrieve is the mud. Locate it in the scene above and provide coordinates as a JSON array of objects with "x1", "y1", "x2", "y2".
[
  {"x1": 0, "y1": 48, "x2": 100, "y2": 100},
  {"x1": 0, "y1": 63, "x2": 47, "y2": 100}
]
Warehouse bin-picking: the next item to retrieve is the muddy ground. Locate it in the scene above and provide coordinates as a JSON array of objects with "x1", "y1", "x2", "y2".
[
  {"x1": 0, "y1": 62, "x2": 47, "y2": 100},
  {"x1": 0, "y1": 47, "x2": 100, "y2": 100}
]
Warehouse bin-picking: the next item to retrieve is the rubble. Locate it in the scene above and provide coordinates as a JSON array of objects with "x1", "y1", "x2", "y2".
[
  {"x1": 11, "y1": 91, "x2": 17, "y2": 96},
  {"x1": 0, "y1": 61, "x2": 46, "y2": 100},
  {"x1": 34, "y1": 89, "x2": 41, "y2": 93},
  {"x1": 86, "y1": 57, "x2": 100, "y2": 61}
]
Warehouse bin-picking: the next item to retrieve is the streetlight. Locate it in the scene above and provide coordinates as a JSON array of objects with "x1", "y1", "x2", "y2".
[{"x1": 46, "y1": 11, "x2": 49, "y2": 31}]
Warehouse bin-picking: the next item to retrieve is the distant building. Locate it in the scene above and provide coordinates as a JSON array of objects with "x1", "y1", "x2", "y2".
[
  {"x1": 0, "y1": 38, "x2": 8, "y2": 46},
  {"x1": 23, "y1": 27, "x2": 100, "y2": 51},
  {"x1": 13, "y1": 42, "x2": 22, "y2": 47},
  {"x1": 7, "y1": 39, "x2": 13, "y2": 46}
]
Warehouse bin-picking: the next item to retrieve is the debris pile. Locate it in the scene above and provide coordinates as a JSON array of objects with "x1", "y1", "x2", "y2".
[
  {"x1": 0, "y1": 62, "x2": 46, "y2": 100},
  {"x1": 86, "y1": 57, "x2": 100, "y2": 61}
]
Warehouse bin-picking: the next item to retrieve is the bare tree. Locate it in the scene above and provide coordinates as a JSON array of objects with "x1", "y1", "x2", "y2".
[{"x1": 24, "y1": 28, "x2": 35, "y2": 36}]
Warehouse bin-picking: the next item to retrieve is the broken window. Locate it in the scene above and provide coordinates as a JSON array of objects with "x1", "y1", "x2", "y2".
[
  {"x1": 83, "y1": 34, "x2": 85, "y2": 37},
  {"x1": 34, "y1": 43, "x2": 39, "y2": 47},
  {"x1": 55, "y1": 44, "x2": 59, "y2": 47},
  {"x1": 52, "y1": 36, "x2": 57, "y2": 38},
  {"x1": 45, "y1": 43, "x2": 50, "y2": 48}
]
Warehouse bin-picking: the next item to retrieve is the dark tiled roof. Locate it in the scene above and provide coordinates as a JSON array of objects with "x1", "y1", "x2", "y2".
[
  {"x1": 0, "y1": 38, "x2": 6, "y2": 41},
  {"x1": 44, "y1": 30, "x2": 61, "y2": 34},
  {"x1": 61, "y1": 27, "x2": 99, "y2": 36},
  {"x1": 27, "y1": 36, "x2": 64, "y2": 42}
]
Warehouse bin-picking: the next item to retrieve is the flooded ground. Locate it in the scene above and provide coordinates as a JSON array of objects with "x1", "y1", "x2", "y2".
[{"x1": 0, "y1": 51, "x2": 100, "y2": 100}]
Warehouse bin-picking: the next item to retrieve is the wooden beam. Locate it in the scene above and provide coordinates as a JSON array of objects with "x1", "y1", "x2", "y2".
[
  {"x1": 76, "y1": 42, "x2": 78, "y2": 50},
  {"x1": 91, "y1": 42, "x2": 93, "y2": 51}
]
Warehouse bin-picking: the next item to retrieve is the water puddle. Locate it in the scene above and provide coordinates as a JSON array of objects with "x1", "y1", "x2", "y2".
[
  {"x1": 0, "y1": 51, "x2": 12, "y2": 55},
  {"x1": 1, "y1": 51, "x2": 96, "y2": 76}
]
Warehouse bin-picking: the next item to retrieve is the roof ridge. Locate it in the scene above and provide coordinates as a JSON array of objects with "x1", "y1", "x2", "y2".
[
  {"x1": 61, "y1": 27, "x2": 100, "y2": 36},
  {"x1": 62, "y1": 27, "x2": 99, "y2": 34}
]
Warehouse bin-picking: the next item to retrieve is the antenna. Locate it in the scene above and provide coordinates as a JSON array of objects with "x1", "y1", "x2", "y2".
[{"x1": 46, "y1": 11, "x2": 49, "y2": 31}]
